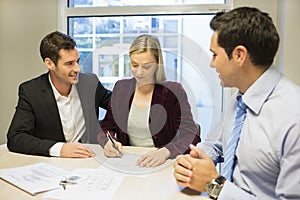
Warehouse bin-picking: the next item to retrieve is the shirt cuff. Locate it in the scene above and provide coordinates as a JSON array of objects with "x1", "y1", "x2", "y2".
[
  {"x1": 49, "y1": 142, "x2": 65, "y2": 157},
  {"x1": 218, "y1": 180, "x2": 257, "y2": 200}
]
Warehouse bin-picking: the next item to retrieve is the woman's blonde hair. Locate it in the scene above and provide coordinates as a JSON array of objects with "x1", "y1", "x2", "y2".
[{"x1": 129, "y1": 34, "x2": 166, "y2": 83}]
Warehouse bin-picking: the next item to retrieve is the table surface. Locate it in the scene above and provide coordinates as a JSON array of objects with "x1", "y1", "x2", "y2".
[{"x1": 0, "y1": 144, "x2": 209, "y2": 200}]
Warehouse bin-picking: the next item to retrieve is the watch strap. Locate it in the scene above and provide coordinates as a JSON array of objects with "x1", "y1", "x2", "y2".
[{"x1": 215, "y1": 175, "x2": 226, "y2": 185}]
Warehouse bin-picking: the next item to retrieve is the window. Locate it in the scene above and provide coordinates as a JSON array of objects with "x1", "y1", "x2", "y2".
[{"x1": 59, "y1": 0, "x2": 233, "y2": 139}]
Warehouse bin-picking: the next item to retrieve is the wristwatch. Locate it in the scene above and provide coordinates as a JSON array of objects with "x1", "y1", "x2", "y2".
[{"x1": 205, "y1": 175, "x2": 226, "y2": 199}]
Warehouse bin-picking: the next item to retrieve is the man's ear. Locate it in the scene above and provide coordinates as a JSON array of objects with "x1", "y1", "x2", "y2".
[
  {"x1": 232, "y1": 45, "x2": 248, "y2": 66},
  {"x1": 44, "y1": 58, "x2": 55, "y2": 71}
]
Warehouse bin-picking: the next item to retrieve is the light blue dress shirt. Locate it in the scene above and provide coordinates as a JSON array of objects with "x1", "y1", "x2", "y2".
[{"x1": 198, "y1": 66, "x2": 300, "y2": 200}]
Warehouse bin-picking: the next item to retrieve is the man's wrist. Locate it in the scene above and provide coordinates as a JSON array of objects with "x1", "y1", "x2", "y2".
[
  {"x1": 205, "y1": 175, "x2": 226, "y2": 199},
  {"x1": 49, "y1": 142, "x2": 64, "y2": 157}
]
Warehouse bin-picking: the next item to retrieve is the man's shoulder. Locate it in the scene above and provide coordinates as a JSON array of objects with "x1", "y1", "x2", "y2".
[
  {"x1": 19, "y1": 73, "x2": 48, "y2": 88},
  {"x1": 268, "y1": 76, "x2": 300, "y2": 116},
  {"x1": 277, "y1": 76, "x2": 300, "y2": 99},
  {"x1": 78, "y1": 73, "x2": 98, "y2": 82}
]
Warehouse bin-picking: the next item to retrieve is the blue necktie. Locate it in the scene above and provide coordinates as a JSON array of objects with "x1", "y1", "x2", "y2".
[{"x1": 223, "y1": 95, "x2": 247, "y2": 182}]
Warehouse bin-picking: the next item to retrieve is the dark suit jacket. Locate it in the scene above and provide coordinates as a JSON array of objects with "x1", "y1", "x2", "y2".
[
  {"x1": 7, "y1": 72, "x2": 111, "y2": 156},
  {"x1": 98, "y1": 78, "x2": 200, "y2": 158}
]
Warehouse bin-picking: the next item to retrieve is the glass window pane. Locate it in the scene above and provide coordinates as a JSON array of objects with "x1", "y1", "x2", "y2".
[
  {"x1": 79, "y1": 51, "x2": 93, "y2": 73},
  {"x1": 74, "y1": 37, "x2": 93, "y2": 48},
  {"x1": 124, "y1": 55, "x2": 131, "y2": 77},
  {"x1": 68, "y1": 14, "x2": 223, "y2": 138},
  {"x1": 96, "y1": 37, "x2": 120, "y2": 48},
  {"x1": 69, "y1": 17, "x2": 93, "y2": 34},
  {"x1": 123, "y1": 17, "x2": 149, "y2": 34},
  {"x1": 161, "y1": 36, "x2": 178, "y2": 48},
  {"x1": 69, "y1": 0, "x2": 226, "y2": 7},
  {"x1": 98, "y1": 55, "x2": 119, "y2": 77},
  {"x1": 96, "y1": 18, "x2": 120, "y2": 34}
]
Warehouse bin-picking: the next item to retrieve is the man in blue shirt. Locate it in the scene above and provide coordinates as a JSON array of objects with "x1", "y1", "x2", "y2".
[{"x1": 173, "y1": 7, "x2": 300, "y2": 199}]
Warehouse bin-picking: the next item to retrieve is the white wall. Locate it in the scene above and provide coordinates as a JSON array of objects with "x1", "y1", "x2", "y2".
[
  {"x1": 235, "y1": 0, "x2": 300, "y2": 85},
  {"x1": 280, "y1": 0, "x2": 300, "y2": 85},
  {"x1": 0, "y1": 0, "x2": 58, "y2": 144},
  {"x1": 0, "y1": 0, "x2": 299, "y2": 144}
]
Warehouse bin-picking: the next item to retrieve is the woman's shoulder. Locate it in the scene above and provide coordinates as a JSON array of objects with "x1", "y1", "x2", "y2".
[
  {"x1": 114, "y1": 78, "x2": 135, "y2": 87},
  {"x1": 161, "y1": 81, "x2": 184, "y2": 91},
  {"x1": 112, "y1": 78, "x2": 136, "y2": 95}
]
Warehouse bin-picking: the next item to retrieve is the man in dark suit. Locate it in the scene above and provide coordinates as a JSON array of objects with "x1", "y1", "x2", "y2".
[{"x1": 7, "y1": 31, "x2": 111, "y2": 158}]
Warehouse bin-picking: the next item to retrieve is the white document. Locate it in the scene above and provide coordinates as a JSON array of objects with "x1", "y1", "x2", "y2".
[
  {"x1": 0, "y1": 162, "x2": 69, "y2": 195},
  {"x1": 92, "y1": 146, "x2": 174, "y2": 175},
  {"x1": 97, "y1": 164, "x2": 149, "y2": 178},
  {"x1": 44, "y1": 168, "x2": 124, "y2": 200}
]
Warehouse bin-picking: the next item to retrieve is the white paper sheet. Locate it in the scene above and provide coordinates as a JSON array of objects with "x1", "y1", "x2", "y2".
[
  {"x1": 44, "y1": 168, "x2": 124, "y2": 200},
  {"x1": 92, "y1": 146, "x2": 174, "y2": 175},
  {"x1": 0, "y1": 162, "x2": 69, "y2": 195},
  {"x1": 97, "y1": 164, "x2": 149, "y2": 178}
]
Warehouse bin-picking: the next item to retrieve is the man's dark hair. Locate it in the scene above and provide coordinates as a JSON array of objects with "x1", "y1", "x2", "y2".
[
  {"x1": 210, "y1": 7, "x2": 280, "y2": 67},
  {"x1": 40, "y1": 31, "x2": 77, "y2": 66}
]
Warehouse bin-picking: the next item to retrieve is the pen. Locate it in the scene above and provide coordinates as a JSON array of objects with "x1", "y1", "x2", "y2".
[{"x1": 106, "y1": 131, "x2": 122, "y2": 156}]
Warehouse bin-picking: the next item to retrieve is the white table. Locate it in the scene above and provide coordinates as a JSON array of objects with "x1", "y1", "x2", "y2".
[{"x1": 0, "y1": 144, "x2": 209, "y2": 200}]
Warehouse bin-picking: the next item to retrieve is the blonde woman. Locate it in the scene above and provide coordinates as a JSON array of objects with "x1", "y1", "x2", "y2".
[{"x1": 98, "y1": 35, "x2": 200, "y2": 167}]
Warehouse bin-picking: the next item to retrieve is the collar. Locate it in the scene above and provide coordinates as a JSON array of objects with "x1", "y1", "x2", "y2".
[
  {"x1": 241, "y1": 66, "x2": 282, "y2": 115},
  {"x1": 48, "y1": 74, "x2": 74, "y2": 101}
]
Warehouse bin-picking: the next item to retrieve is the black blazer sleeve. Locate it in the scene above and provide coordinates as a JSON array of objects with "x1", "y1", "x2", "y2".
[{"x1": 7, "y1": 74, "x2": 64, "y2": 156}]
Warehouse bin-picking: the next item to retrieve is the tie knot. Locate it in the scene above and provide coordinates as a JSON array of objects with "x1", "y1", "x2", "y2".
[{"x1": 236, "y1": 96, "x2": 247, "y2": 112}]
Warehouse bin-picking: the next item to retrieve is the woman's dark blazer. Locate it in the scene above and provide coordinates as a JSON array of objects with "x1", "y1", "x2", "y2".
[
  {"x1": 98, "y1": 78, "x2": 200, "y2": 158},
  {"x1": 7, "y1": 72, "x2": 111, "y2": 156}
]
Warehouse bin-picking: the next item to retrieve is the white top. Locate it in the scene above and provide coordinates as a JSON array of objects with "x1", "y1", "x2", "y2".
[
  {"x1": 48, "y1": 75, "x2": 86, "y2": 156},
  {"x1": 127, "y1": 103, "x2": 154, "y2": 147}
]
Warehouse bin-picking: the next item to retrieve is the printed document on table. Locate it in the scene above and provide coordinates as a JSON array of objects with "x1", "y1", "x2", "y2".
[
  {"x1": 0, "y1": 162, "x2": 69, "y2": 195},
  {"x1": 90, "y1": 145, "x2": 174, "y2": 175},
  {"x1": 44, "y1": 168, "x2": 124, "y2": 200}
]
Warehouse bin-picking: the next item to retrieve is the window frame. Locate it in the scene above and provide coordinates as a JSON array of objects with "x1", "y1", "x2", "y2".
[
  {"x1": 59, "y1": 1, "x2": 233, "y2": 31},
  {"x1": 58, "y1": 0, "x2": 234, "y2": 139}
]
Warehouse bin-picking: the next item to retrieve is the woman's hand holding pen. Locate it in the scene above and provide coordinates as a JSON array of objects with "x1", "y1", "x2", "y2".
[
  {"x1": 104, "y1": 133, "x2": 123, "y2": 157},
  {"x1": 137, "y1": 147, "x2": 170, "y2": 168}
]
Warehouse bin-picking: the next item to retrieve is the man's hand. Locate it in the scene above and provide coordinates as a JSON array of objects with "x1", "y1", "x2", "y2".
[
  {"x1": 173, "y1": 144, "x2": 219, "y2": 192},
  {"x1": 136, "y1": 147, "x2": 170, "y2": 168},
  {"x1": 60, "y1": 142, "x2": 95, "y2": 158},
  {"x1": 103, "y1": 140, "x2": 123, "y2": 157}
]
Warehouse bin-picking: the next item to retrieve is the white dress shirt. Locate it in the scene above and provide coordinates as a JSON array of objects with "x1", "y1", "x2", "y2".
[
  {"x1": 198, "y1": 66, "x2": 300, "y2": 199},
  {"x1": 48, "y1": 75, "x2": 86, "y2": 156}
]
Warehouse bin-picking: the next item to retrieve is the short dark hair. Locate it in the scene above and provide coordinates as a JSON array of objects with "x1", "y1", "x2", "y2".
[
  {"x1": 39, "y1": 31, "x2": 77, "y2": 66},
  {"x1": 210, "y1": 7, "x2": 280, "y2": 67}
]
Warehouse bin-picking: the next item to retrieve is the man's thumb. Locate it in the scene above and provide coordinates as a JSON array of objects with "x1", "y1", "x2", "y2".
[{"x1": 189, "y1": 144, "x2": 207, "y2": 159}]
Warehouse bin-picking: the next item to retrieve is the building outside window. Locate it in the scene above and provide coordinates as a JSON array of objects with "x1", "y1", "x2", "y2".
[{"x1": 59, "y1": 0, "x2": 233, "y2": 139}]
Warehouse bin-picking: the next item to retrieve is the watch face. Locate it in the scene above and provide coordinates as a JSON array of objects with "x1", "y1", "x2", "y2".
[
  {"x1": 206, "y1": 180, "x2": 222, "y2": 199},
  {"x1": 206, "y1": 182, "x2": 215, "y2": 191}
]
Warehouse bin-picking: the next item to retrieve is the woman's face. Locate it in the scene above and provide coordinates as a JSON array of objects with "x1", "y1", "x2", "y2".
[{"x1": 130, "y1": 51, "x2": 158, "y2": 86}]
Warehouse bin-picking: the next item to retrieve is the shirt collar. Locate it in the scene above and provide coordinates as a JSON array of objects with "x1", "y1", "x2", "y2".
[
  {"x1": 242, "y1": 66, "x2": 282, "y2": 115},
  {"x1": 48, "y1": 74, "x2": 74, "y2": 101}
]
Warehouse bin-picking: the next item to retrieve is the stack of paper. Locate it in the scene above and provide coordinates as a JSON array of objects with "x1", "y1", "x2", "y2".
[{"x1": 0, "y1": 162, "x2": 69, "y2": 195}]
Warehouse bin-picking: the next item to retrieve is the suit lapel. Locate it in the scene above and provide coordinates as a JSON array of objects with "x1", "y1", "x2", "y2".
[
  {"x1": 149, "y1": 84, "x2": 166, "y2": 135},
  {"x1": 76, "y1": 78, "x2": 89, "y2": 130},
  {"x1": 40, "y1": 73, "x2": 63, "y2": 133}
]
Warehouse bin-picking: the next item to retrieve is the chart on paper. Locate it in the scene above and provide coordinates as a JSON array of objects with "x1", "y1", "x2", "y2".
[{"x1": 44, "y1": 168, "x2": 124, "y2": 200}]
